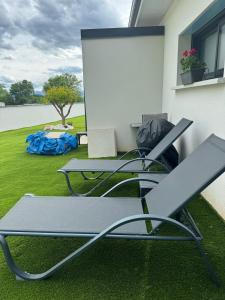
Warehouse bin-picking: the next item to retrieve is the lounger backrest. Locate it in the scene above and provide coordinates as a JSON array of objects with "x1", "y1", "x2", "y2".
[
  {"x1": 145, "y1": 134, "x2": 225, "y2": 231},
  {"x1": 146, "y1": 118, "x2": 193, "y2": 168}
]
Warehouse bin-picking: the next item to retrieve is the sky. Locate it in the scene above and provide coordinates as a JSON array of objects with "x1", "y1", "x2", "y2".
[{"x1": 0, "y1": 0, "x2": 132, "y2": 93}]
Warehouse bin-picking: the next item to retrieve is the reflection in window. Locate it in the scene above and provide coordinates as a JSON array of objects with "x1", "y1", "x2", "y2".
[
  {"x1": 201, "y1": 31, "x2": 217, "y2": 72},
  {"x1": 193, "y1": 14, "x2": 225, "y2": 79},
  {"x1": 218, "y1": 24, "x2": 225, "y2": 69}
]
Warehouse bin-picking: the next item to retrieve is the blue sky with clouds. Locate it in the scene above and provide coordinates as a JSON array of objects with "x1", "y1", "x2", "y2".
[{"x1": 0, "y1": 0, "x2": 132, "y2": 92}]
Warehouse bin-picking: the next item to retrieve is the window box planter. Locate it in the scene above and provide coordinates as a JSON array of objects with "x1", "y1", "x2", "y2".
[{"x1": 180, "y1": 68, "x2": 205, "y2": 85}]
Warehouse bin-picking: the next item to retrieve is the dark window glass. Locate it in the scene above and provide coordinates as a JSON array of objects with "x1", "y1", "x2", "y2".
[
  {"x1": 193, "y1": 13, "x2": 225, "y2": 79},
  {"x1": 201, "y1": 31, "x2": 217, "y2": 72},
  {"x1": 217, "y1": 23, "x2": 225, "y2": 69}
]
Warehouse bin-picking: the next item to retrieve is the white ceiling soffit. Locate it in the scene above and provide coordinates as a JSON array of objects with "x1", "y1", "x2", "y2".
[{"x1": 135, "y1": 0, "x2": 173, "y2": 26}]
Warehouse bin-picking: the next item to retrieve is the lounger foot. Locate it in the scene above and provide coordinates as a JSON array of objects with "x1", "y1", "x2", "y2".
[
  {"x1": 196, "y1": 241, "x2": 221, "y2": 287},
  {"x1": 16, "y1": 274, "x2": 26, "y2": 281},
  {"x1": 58, "y1": 170, "x2": 77, "y2": 195}
]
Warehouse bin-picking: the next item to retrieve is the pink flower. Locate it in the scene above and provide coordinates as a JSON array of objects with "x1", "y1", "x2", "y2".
[
  {"x1": 182, "y1": 50, "x2": 189, "y2": 57},
  {"x1": 189, "y1": 48, "x2": 198, "y2": 56}
]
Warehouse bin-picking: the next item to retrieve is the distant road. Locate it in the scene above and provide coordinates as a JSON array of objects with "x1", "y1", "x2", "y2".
[{"x1": 0, "y1": 103, "x2": 85, "y2": 132}]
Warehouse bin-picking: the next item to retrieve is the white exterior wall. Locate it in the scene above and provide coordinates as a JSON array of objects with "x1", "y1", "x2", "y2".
[
  {"x1": 161, "y1": 0, "x2": 225, "y2": 219},
  {"x1": 82, "y1": 35, "x2": 164, "y2": 152},
  {"x1": 0, "y1": 103, "x2": 84, "y2": 132}
]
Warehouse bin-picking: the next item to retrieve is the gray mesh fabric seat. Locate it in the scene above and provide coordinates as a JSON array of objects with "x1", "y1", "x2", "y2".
[
  {"x1": 59, "y1": 118, "x2": 192, "y2": 195},
  {"x1": 0, "y1": 196, "x2": 146, "y2": 235},
  {"x1": 0, "y1": 134, "x2": 224, "y2": 284}
]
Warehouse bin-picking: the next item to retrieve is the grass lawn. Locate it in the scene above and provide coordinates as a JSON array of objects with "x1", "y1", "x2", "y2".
[{"x1": 0, "y1": 115, "x2": 225, "y2": 299}]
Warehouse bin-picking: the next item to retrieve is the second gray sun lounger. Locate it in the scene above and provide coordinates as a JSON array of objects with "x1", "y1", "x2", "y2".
[
  {"x1": 0, "y1": 134, "x2": 224, "y2": 284},
  {"x1": 59, "y1": 118, "x2": 193, "y2": 195}
]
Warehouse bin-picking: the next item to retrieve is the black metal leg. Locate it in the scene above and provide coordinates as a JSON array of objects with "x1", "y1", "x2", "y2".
[
  {"x1": 195, "y1": 240, "x2": 221, "y2": 287},
  {"x1": 59, "y1": 170, "x2": 76, "y2": 195},
  {"x1": 77, "y1": 134, "x2": 81, "y2": 145}
]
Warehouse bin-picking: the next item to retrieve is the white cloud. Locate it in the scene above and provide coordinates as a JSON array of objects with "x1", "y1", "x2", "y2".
[{"x1": 0, "y1": 0, "x2": 132, "y2": 92}]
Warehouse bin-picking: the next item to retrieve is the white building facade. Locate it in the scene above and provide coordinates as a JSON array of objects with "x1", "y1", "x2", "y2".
[
  {"x1": 81, "y1": 27, "x2": 165, "y2": 152},
  {"x1": 81, "y1": 0, "x2": 225, "y2": 219}
]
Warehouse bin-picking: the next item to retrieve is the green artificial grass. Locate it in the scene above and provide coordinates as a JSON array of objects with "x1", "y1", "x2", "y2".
[{"x1": 0, "y1": 116, "x2": 225, "y2": 299}]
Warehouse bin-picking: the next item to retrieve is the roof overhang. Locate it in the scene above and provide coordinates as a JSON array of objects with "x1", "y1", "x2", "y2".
[
  {"x1": 81, "y1": 26, "x2": 164, "y2": 40},
  {"x1": 129, "y1": 0, "x2": 173, "y2": 27}
]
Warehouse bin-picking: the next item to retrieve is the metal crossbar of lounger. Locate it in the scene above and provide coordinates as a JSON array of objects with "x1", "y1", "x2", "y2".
[
  {"x1": 0, "y1": 134, "x2": 224, "y2": 285},
  {"x1": 58, "y1": 118, "x2": 193, "y2": 196}
]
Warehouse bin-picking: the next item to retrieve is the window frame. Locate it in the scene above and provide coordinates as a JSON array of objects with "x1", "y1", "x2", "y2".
[{"x1": 192, "y1": 11, "x2": 225, "y2": 80}]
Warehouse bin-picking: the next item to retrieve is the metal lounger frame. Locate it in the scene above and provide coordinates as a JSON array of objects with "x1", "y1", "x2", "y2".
[
  {"x1": 58, "y1": 118, "x2": 193, "y2": 196},
  {"x1": 60, "y1": 157, "x2": 169, "y2": 196},
  {"x1": 1, "y1": 133, "x2": 224, "y2": 285},
  {"x1": 0, "y1": 200, "x2": 218, "y2": 285}
]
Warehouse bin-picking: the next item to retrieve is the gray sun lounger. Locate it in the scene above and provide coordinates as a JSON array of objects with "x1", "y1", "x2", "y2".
[
  {"x1": 59, "y1": 118, "x2": 193, "y2": 195},
  {"x1": 0, "y1": 134, "x2": 224, "y2": 284}
]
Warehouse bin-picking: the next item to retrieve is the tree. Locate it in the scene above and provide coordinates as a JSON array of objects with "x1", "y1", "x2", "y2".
[
  {"x1": 10, "y1": 80, "x2": 34, "y2": 104},
  {"x1": 0, "y1": 84, "x2": 11, "y2": 104},
  {"x1": 32, "y1": 94, "x2": 44, "y2": 104},
  {"x1": 44, "y1": 86, "x2": 80, "y2": 125},
  {"x1": 43, "y1": 73, "x2": 81, "y2": 92},
  {"x1": 43, "y1": 73, "x2": 82, "y2": 125}
]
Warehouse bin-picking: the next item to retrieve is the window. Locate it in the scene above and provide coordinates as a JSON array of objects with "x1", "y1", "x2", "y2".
[{"x1": 193, "y1": 12, "x2": 225, "y2": 79}]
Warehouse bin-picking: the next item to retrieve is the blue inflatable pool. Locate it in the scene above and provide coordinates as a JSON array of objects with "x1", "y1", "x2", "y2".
[{"x1": 26, "y1": 131, "x2": 78, "y2": 155}]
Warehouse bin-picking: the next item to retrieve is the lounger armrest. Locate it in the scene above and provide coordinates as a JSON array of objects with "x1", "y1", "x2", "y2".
[
  {"x1": 119, "y1": 148, "x2": 152, "y2": 159},
  {"x1": 99, "y1": 214, "x2": 198, "y2": 241},
  {"x1": 95, "y1": 158, "x2": 169, "y2": 197},
  {"x1": 118, "y1": 157, "x2": 170, "y2": 173},
  {"x1": 101, "y1": 177, "x2": 159, "y2": 197}
]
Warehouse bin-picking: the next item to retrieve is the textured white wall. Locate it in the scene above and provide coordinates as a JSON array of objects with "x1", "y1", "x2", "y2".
[
  {"x1": 161, "y1": 0, "x2": 225, "y2": 219},
  {"x1": 82, "y1": 35, "x2": 164, "y2": 152},
  {"x1": 0, "y1": 103, "x2": 84, "y2": 132}
]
